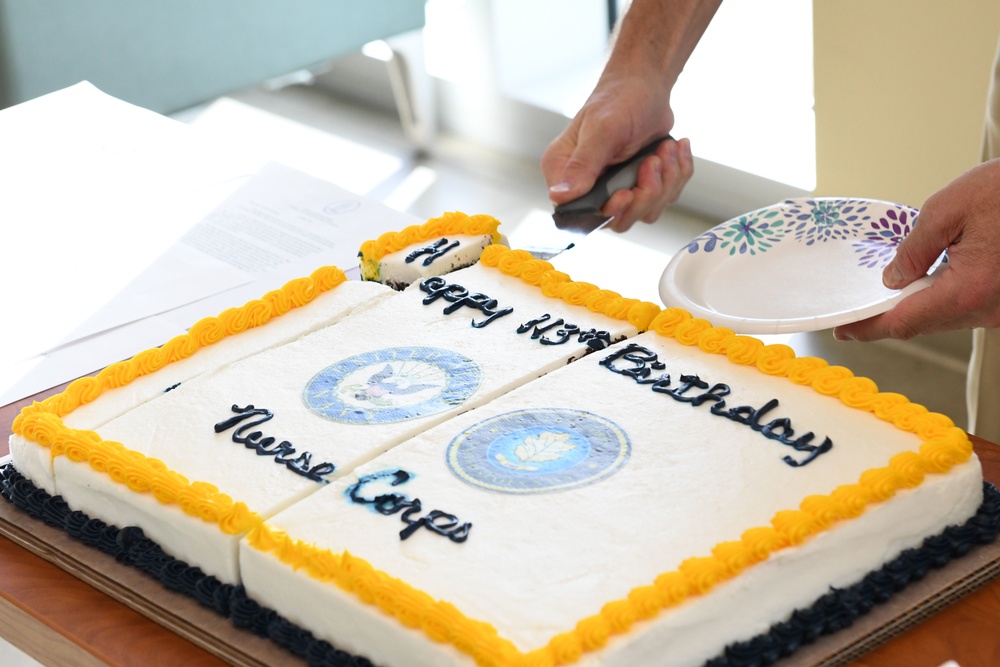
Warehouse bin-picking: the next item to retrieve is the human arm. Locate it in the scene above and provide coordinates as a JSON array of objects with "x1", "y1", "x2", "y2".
[
  {"x1": 833, "y1": 159, "x2": 1000, "y2": 341},
  {"x1": 541, "y1": 0, "x2": 721, "y2": 231}
]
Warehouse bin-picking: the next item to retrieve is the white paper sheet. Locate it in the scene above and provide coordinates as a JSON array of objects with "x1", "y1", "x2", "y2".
[
  {"x1": 180, "y1": 161, "x2": 409, "y2": 278},
  {"x1": 0, "y1": 83, "x2": 254, "y2": 367}
]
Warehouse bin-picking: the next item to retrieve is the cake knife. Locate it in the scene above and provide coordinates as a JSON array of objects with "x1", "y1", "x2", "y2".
[{"x1": 523, "y1": 135, "x2": 673, "y2": 260}]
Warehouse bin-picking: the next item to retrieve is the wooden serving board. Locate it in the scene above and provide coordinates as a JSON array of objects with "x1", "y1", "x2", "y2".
[{"x1": 1, "y1": 459, "x2": 999, "y2": 667}]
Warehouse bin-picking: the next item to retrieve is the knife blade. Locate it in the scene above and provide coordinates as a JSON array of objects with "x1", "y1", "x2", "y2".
[{"x1": 523, "y1": 135, "x2": 673, "y2": 260}]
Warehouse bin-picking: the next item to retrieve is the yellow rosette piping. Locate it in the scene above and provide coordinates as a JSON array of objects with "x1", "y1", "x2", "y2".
[{"x1": 358, "y1": 211, "x2": 503, "y2": 281}]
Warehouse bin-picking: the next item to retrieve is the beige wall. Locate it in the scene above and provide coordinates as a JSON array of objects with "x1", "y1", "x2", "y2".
[{"x1": 813, "y1": 1, "x2": 1000, "y2": 207}]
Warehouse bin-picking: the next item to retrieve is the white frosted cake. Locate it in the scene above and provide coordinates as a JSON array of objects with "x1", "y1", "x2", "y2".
[{"x1": 5, "y1": 211, "x2": 988, "y2": 667}]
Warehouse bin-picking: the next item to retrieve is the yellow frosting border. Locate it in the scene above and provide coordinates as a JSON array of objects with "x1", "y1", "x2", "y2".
[
  {"x1": 358, "y1": 211, "x2": 503, "y2": 282},
  {"x1": 478, "y1": 244, "x2": 661, "y2": 332},
  {"x1": 10, "y1": 215, "x2": 974, "y2": 666},
  {"x1": 11, "y1": 265, "x2": 351, "y2": 534},
  {"x1": 245, "y1": 312, "x2": 973, "y2": 667}
]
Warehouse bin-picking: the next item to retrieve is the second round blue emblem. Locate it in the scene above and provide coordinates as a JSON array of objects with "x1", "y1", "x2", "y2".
[{"x1": 447, "y1": 408, "x2": 631, "y2": 494}]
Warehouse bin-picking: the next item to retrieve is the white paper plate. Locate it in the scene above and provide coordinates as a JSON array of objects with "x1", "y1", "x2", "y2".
[{"x1": 659, "y1": 197, "x2": 944, "y2": 334}]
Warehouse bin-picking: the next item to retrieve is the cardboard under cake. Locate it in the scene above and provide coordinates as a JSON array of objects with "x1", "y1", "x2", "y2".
[{"x1": 1, "y1": 474, "x2": 999, "y2": 667}]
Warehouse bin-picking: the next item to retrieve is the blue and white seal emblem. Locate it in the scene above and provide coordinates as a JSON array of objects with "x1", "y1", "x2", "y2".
[
  {"x1": 303, "y1": 346, "x2": 481, "y2": 424},
  {"x1": 446, "y1": 408, "x2": 630, "y2": 494}
]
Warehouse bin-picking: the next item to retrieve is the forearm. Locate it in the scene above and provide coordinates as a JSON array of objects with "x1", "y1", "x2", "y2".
[
  {"x1": 541, "y1": 0, "x2": 709, "y2": 224},
  {"x1": 605, "y1": 0, "x2": 722, "y2": 90}
]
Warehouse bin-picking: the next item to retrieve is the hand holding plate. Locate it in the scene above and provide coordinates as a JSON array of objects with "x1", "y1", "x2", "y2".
[{"x1": 835, "y1": 160, "x2": 1000, "y2": 341}]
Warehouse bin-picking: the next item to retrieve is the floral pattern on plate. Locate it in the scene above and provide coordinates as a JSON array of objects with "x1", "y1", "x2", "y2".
[
  {"x1": 784, "y1": 198, "x2": 871, "y2": 244},
  {"x1": 686, "y1": 198, "x2": 922, "y2": 269},
  {"x1": 852, "y1": 206, "x2": 920, "y2": 269},
  {"x1": 685, "y1": 207, "x2": 785, "y2": 257}
]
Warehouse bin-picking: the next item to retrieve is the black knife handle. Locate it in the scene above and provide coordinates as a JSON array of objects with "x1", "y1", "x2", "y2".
[{"x1": 553, "y1": 134, "x2": 674, "y2": 215}]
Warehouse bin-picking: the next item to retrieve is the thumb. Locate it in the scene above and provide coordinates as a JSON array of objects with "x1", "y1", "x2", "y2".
[
  {"x1": 547, "y1": 126, "x2": 624, "y2": 205},
  {"x1": 883, "y1": 206, "x2": 951, "y2": 290}
]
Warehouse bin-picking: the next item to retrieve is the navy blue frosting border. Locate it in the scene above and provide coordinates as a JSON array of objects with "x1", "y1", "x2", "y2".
[
  {"x1": 2, "y1": 463, "x2": 998, "y2": 666},
  {"x1": 708, "y1": 480, "x2": 1000, "y2": 667}
]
